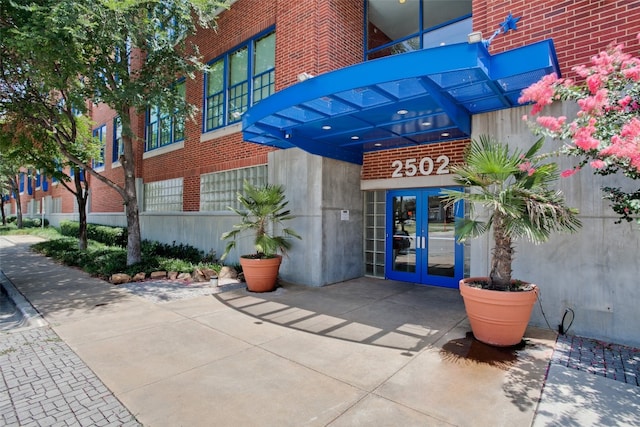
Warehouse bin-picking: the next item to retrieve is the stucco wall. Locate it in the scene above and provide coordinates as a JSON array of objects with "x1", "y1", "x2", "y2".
[{"x1": 473, "y1": 103, "x2": 640, "y2": 347}]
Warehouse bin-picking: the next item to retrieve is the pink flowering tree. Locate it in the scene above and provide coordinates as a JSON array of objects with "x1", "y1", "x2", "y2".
[{"x1": 519, "y1": 38, "x2": 640, "y2": 224}]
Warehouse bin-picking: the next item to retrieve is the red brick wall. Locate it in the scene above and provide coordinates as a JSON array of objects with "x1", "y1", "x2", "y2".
[
  {"x1": 86, "y1": 103, "x2": 126, "y2": 213},
  {"x1": 275, "y1": 0, "x2": 363, "y2": 87},
  {"x1": 473, "y1": 0, "x2": 640, "y2": 79},
  {"x1": 362, "y1": 140, "x2": 469, "y2": 180}
]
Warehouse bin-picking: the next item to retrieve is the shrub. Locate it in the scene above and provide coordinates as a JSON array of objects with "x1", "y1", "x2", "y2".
[
  {"x1": 59, "y1": 220, "x2": 127, "y2": 247},
  {"x1": 32, "y1": 237, "x2": 78, "y2": 258},
  {"x1": 87, "y1": 224, "x2": 127, "y2": 248},
  {"x1": 21, "y1": 218, "x2": 48, "y2": 228},
  {"x1": 141, "y1": 240, "x2": 203, "y2": 264},
  {"x1": 31, "y1": 227, "x2": 225, "y2": 280}
]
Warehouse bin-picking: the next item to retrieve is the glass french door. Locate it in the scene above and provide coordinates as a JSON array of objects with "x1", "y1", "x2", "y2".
[{"x1": 386, "y1": 188, "x2": 463, "y2": 288}]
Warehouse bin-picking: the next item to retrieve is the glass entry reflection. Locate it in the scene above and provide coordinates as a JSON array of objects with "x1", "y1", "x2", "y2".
[
  {"x1": 392, "y1": 195, "x2": 416, "y2": 273},
  {"x1": 427, "y1": 194, "x2": 455, "y2": 277},
  {"x1": 386, "y1": 188, "x2": 463, "y2": 288}
]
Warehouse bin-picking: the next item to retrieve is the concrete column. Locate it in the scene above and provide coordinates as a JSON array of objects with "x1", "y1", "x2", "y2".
[{"x1": 269, "y1": 148, "x2": 363, "y2": 286}]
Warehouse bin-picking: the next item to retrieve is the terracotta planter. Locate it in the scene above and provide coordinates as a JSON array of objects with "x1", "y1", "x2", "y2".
[
  {"x1": 459, "y1": 277, "x2": 538, "y2": 347},
  {"x1": 239, "y1": 255, "x2": 282, "y2": 292}
]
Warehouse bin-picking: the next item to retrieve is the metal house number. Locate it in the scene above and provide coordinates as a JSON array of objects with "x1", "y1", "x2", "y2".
[{"x1": 390, "y1": 155, "x2": 450, "y2": 178}]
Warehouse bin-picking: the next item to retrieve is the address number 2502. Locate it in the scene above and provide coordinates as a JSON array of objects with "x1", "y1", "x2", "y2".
[{"x1": 391, "y1": 155, "x2": 450, "y2": 178}]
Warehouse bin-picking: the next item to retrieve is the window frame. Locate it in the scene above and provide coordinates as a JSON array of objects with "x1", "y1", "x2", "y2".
[
  {"x1": 92, "y1": 124, "x2": 107, "y2": 170},
  {"x1": 203, "y1": 27, "x2": 275, "y2": 133},
  {"x1": 113, "y1": 116, "x2": 124, "y2": 164},
  {"x1": 144, "y1": 79, "x2": 186, "y2": 152},
  {"x1": 364, "y1": 0, "x2": 472, "y2": 60}
]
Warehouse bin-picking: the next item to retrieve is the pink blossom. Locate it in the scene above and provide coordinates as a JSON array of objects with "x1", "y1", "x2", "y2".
[
  {"x1": 522, "y1": 114, "x2": 528, "y2": 121},
  {"x1": 618, "y1": 95, "x2": 632, "y2": 108},
  {"x1": 561, "y1": 168, "x2": 579, "y2": 178},
  {"x1": 572, "y1": 118, "x2": 600, "y2": 150},
  {"x1": 527, "y1": 168, "x2": 536, "y2": 176},
  {"x1": 518, "y1": 73, "x2": 559, "y2": 115},
  {"x1": 622, "y1": 58, "x2": 640, "y2": 81},
  {"x1": 586, "y1": 74, "x2": 603, "y2": 94},
  {"x1": 536, "y1": 115, "x2": 567, "y2": 132},
  {"x1": 577, "y1": 89, "x2": 609, "y2": 115},
  {"x1": 518, "y1": 161, "x2": 531, "y2": 172},
  {"x1": 600, "y1": 118, "x2": 640, "y2": 170},
  {"x1": 590, "y1": 159, "x2": 606, "y2": 169}
]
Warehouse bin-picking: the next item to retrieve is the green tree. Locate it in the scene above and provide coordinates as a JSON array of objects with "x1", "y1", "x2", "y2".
[
  {"x1": 0, "y1": 116, "x2": 95, "y2": 248},
  {"x1": 0, "y1": 0, "x2": 229, "y2": 264}
]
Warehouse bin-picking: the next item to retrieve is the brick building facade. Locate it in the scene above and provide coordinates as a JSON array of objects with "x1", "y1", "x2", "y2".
[{"x1": 7, "y1": 1, "x2": 640, "y2": 346}]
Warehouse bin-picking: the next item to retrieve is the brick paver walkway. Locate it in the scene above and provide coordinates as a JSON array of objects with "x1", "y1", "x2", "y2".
[
  {"x1": 0, "y1": 327, "x2": 140, "y2": 427},
  {"x1": 552, "y1": 333, "x2": 640, "y2": 386}
]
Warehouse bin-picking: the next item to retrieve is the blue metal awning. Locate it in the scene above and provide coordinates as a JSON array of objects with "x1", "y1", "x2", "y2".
[{"x1": 242, "y1": 40, "x2": 559, "y2": 165}]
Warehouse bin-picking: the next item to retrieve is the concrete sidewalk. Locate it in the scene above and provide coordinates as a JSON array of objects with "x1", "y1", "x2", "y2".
[{"x1": 0, "y1": 234, "x2": 638, "y2": 426}]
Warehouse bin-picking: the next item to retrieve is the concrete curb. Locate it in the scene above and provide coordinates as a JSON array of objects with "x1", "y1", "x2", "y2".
[{"x1": 0, "y1": 270, "x2": 48, "y2": 330}]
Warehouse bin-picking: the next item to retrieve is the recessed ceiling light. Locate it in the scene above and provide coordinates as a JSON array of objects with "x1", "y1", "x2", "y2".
[
  {"x1": 441, "y1": 132, "x2": 450, "y2": 137},
  {"x1": 374, "y1": 143, "x2": 382, "y2": 147},
  {"x1": 421, "y1": 121, "x2": 431, "y2": 126},
  {"x1": 351, "y1": 135, "x2": 360, "y2": 140},
  {"x1": 397, "y1": 109, "x2": 409, "y2": 115},
  {"x1": 321, "y1": 125, "x2": 332, "y2": 130}
]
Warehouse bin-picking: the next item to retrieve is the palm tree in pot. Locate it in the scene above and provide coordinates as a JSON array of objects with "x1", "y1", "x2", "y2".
[
  {"x1": 221, "y1": 180, "x2": 301, "y2": 292},
  {"x1": 444, "y1": 135, "x2": 581, "y2": 346}
]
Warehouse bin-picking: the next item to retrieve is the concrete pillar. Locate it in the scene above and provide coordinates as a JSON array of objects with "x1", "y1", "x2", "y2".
[{"x1": 269, "y1": 148, "x2": 363, "y2": 286}]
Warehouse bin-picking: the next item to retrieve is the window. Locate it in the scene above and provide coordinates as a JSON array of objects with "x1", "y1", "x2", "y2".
[
  {"x1": 228, "y1": 46, "x2": 249, "y2": 123},
  {"x1": 366, "y1": 0, "x2": 472, "y2": 60},
  {"x1": 145, "y1": 80, "x2": 186, "y2": 152},
  {"x1": 113, "y1": 116, "x2": 124, "y2": 163},
  {"x1": 204, "y1": 29, "x2": 275, "y2": 132},
  {"x1": 92, "y1": 124, "x2": 106, "y2": 169},
  {"x1": 253, "y1": 32, "x2": 276, "y2": 104},
  {"x1": 27, "y1": 170, "x2": 32, "y2": 195},
  {"x1": 200, "y1": 165, "x2": 267, "y2": 211}
]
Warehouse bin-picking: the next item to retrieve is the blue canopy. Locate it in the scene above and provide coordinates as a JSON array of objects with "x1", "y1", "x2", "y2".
[{"x1": 243, "y1": 40, "x2": 559, "y2": 164}]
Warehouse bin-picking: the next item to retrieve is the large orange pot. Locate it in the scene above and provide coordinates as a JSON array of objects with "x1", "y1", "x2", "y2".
[
  {"x1": 239, "y1": 255, "x2": 282, "y2": 292},
  {"x1": 459, "y1": 277, "x2": 538, "y2": 347}
]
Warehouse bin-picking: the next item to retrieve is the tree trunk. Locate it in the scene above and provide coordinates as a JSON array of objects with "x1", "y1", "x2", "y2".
[
  {"x1": 73, "y1": 169, "x2": 88, "y2": 250},
  {"x1": 9, "y1": 177, "x2": 23, "y2": 229},
  {"x1": 123, "y1": 175, "x2": 141, "y2": 265},
  {"x1": 1, "y1": 196, "x2": 6, "y2": 225},
  {"x1": 489, "y1": 211, "x2": 513, "y2": 291},
  {"x1": 121, "y1": 108, "x2": 142, "y2": 266}
]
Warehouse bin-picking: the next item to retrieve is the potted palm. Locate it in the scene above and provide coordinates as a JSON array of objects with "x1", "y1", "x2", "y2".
[
  {"x1": 444, "y1": 135, "x2": 581, "y2": 346},
  {"x1": 221, "y1": 180, "x2": 301, "y2": 292}
]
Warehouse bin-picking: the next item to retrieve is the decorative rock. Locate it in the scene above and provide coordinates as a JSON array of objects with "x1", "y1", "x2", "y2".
[
  {"x1": 110, "y1": 273, "x2": 131, "y2": 285},
  {"x1": 150, "y1": 271, "x2": 167, "y2": 279},
  {"x1": 219, "y1": 266, "x2": 238, "y2": 280},
  {"x1": 168, "y1": 271, "x2": 179, "y2": 280},
  {"x1": 177, "y1": 272, "x2": 192, "y2": 280},
  {"x1": 201, "y1": 268, "x2": 217, "y2": 280},
  {"x1": 132, "y1": 272, "x2": 146, "y2": 282},
  {"x1": 192, "y1": 268, "x2": 206, "y2": 282}
]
